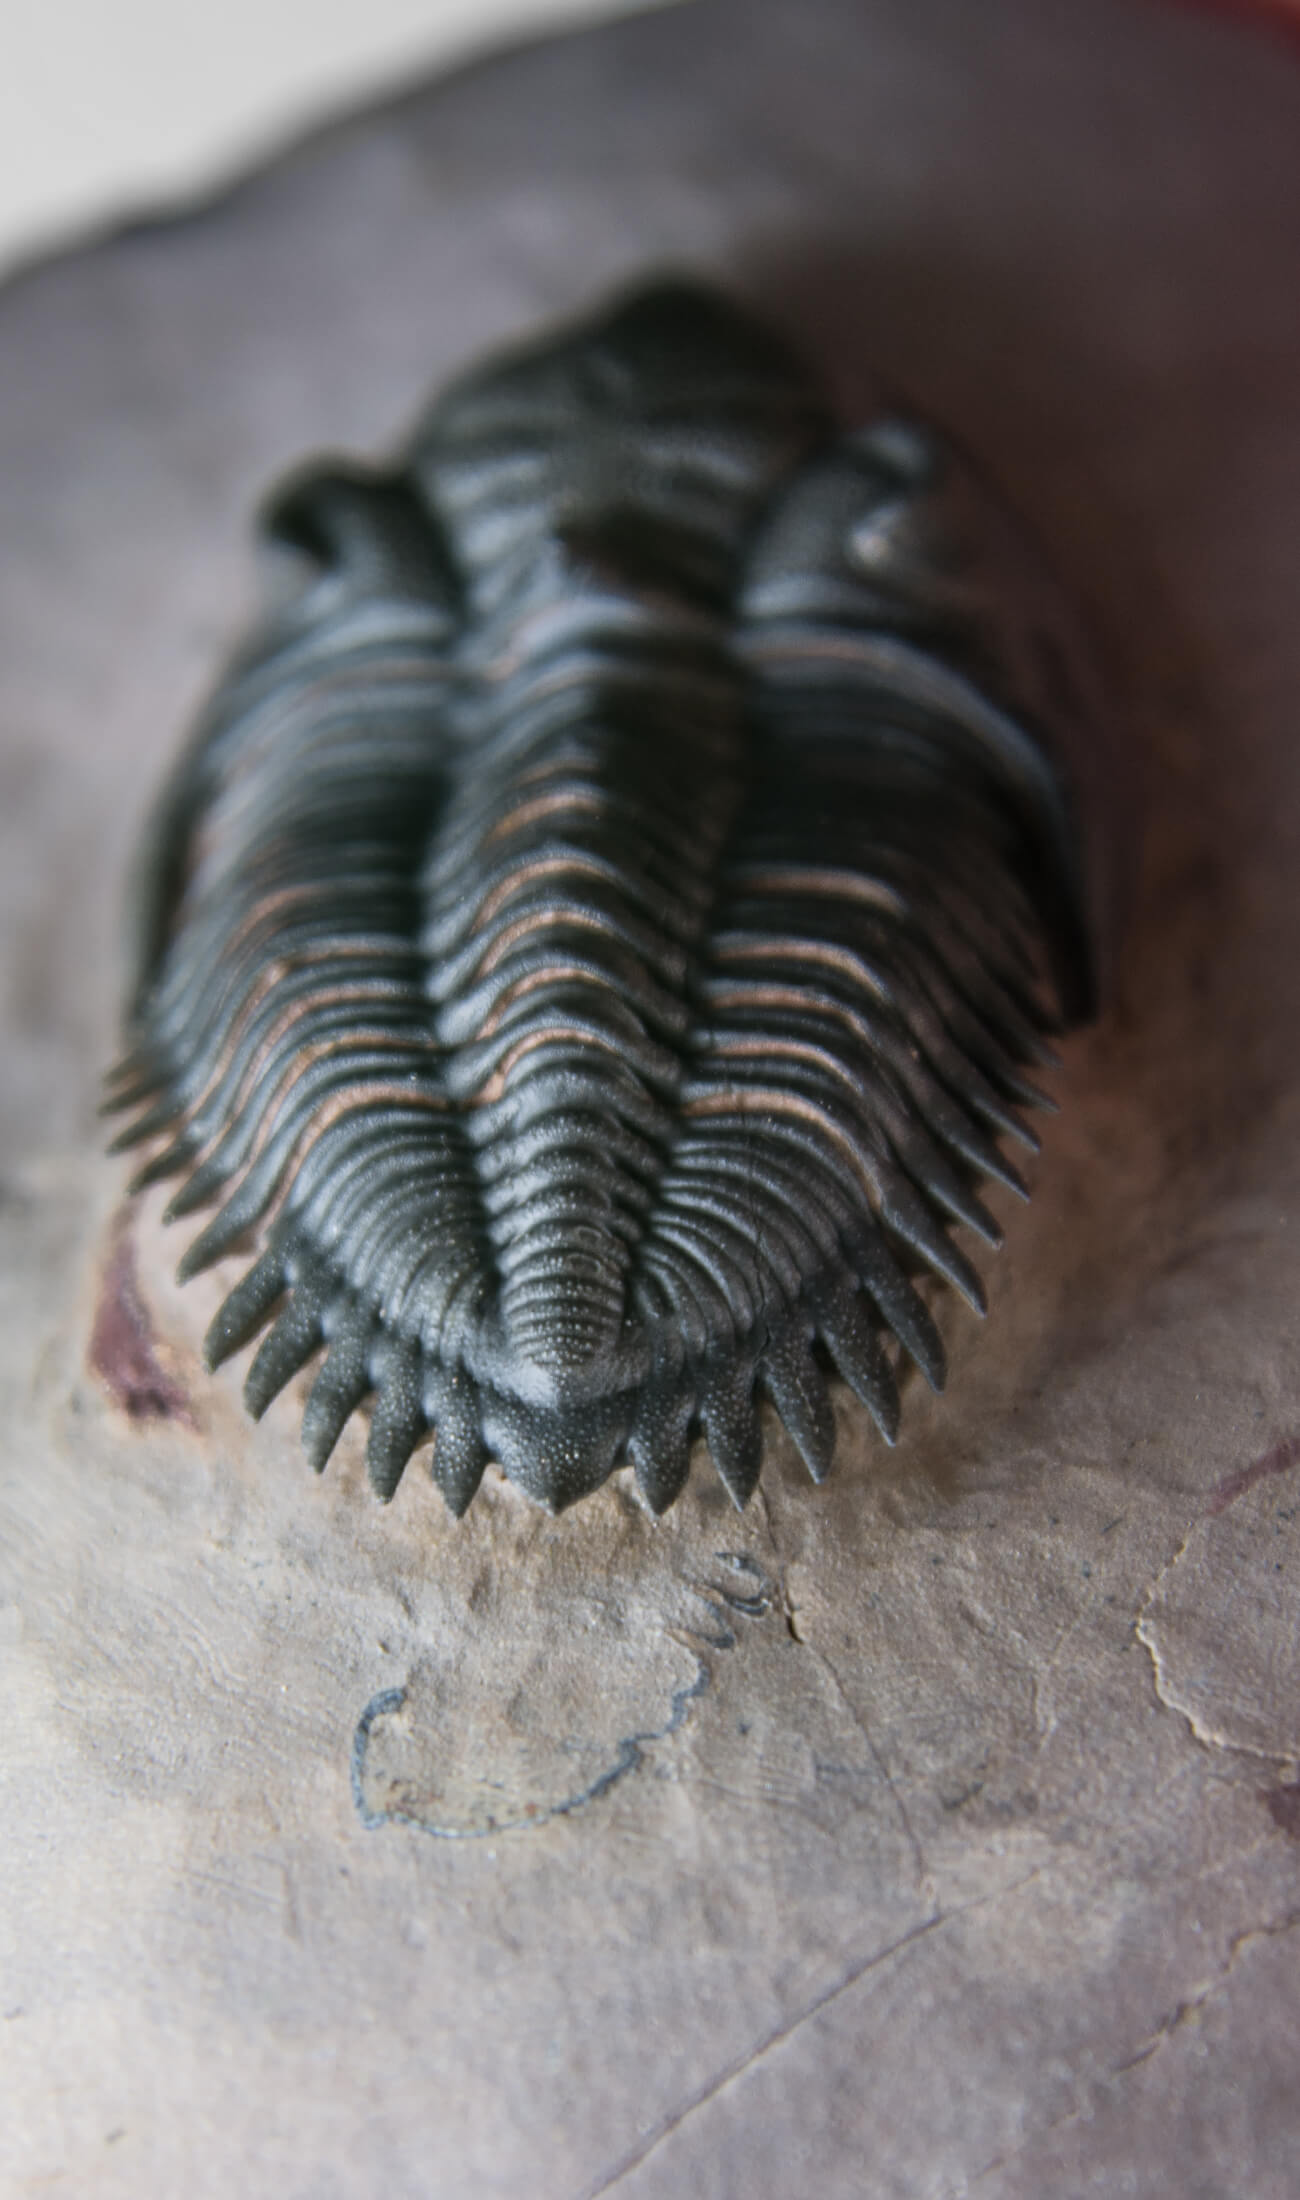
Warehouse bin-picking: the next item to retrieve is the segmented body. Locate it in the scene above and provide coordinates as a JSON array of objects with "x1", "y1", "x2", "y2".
[{"x1": 107, "y1": 282, "x2": 1105, "y2": 1514}]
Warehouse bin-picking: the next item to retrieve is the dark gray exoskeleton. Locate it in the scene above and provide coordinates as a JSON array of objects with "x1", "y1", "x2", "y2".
[{"x1": 106, "y1": 281, "x2": 1117, "y2": 1516}]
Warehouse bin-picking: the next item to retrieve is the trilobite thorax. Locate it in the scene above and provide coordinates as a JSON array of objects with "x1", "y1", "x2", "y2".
[{"x1": 107, "y1": 280, "x2": 1110, "y2": 1515}]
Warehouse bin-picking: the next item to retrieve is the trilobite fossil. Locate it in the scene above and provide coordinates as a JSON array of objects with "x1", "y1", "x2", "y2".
[{"x1": 106, "y1": 279, "x2": 1113, "y2": 1516}]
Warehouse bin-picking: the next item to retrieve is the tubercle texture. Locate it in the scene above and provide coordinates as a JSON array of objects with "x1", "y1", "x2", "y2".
[{"x1": 105, "y1": 280, "x2": 1106, "y2": 1516}]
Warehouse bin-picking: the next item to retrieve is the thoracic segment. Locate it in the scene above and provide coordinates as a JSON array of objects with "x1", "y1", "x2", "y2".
[{"x1": 107, "y1": 281, "x2": 1091, "y2": 1516}]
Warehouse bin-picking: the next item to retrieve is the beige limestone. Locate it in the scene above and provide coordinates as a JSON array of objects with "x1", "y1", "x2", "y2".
[{"x1": 2, "y1": 1, "x2": 1300, "y2": 2193}]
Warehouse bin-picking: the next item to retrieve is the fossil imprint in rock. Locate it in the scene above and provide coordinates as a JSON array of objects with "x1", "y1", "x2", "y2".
[{"x1": 105, "y1": 280, "x2": 1116, "y2": 1516}]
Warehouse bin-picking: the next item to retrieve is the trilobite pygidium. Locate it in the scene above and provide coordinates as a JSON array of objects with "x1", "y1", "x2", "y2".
[{"x1": 107, "y1": 281, "x2": 1108, "y2": 1517}]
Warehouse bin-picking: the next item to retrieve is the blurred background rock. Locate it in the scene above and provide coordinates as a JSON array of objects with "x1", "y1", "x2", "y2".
[{"x1": 0, "y1": 0, "x2": 668, "y2": 280}]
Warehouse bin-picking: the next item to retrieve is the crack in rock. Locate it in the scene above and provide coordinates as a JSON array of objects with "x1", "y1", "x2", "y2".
[
  {"x1": 1136, "y1": 1442, "x2": 1300, "y2": 1759},
  {"x1": 351, "y1": 1554, "x2": 775, "y2": 1839}
]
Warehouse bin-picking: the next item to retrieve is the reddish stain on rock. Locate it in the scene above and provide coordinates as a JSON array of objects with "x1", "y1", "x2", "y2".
[
  {"x1": 1260, "y1": 1781, "x2": 1300, "y2": 1840},
  {"x1": 89, "y1": 1217, "x2": 193, "y2": 1426},
  {"x1": 1207, "y1": 1434, "x2": 1300, "y2": 1517}
]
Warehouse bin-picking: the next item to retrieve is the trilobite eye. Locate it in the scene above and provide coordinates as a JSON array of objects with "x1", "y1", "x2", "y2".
[
  {"x1": 846, "y1": 417, "x2": 938, "y2": 486},
  {"x1": 258, "y1": 462, "x2": 459, "y2": 616},
  {"x1": 845, "y1": 503, "x2": 909, "y2": 573},
  {"x1": 110, "y1": 279, "x2": 1111, "y2": 1519}
]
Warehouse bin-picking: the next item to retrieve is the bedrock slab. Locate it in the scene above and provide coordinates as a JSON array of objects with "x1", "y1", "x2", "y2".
[{"x1": 2, "y1": 1, "x2": 1300, "y2": 2193}]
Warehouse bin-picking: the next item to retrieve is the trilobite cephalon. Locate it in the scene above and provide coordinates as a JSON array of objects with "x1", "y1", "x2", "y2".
[{"x1": 106, "y1": 280, "x2": 1111, "y2": 1516}]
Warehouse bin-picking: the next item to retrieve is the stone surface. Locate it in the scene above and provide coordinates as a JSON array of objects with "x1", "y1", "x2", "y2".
[{"x1": 2, "y1": 1, "x2": 1300, "y2": 2194}]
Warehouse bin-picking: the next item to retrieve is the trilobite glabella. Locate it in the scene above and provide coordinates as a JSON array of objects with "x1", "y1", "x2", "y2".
[{"x1": 106, "y1": 280, "x2": 1113, "y2": 1516}]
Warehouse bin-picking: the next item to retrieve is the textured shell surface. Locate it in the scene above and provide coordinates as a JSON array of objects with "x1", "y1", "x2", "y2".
[{"x1": 107, "y1": 280, "x2": 1110, "y2": 1517}]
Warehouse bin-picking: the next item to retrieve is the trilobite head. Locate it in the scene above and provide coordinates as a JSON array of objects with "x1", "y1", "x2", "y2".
[{"x1": 106, "y1": 278, "x2": 1116, "y2": 1517}]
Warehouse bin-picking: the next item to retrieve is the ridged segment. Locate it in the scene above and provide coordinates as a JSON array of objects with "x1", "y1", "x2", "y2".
[
  {"x1": 423, "y1": 649, "x2": 739, "y2": 1382},
  {"x1": 401, "y1": 285, "x2": 829, "y2": 1499},
  {"x1": 108, "y1": 467, "x2": 495, "y2": 1505}
]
